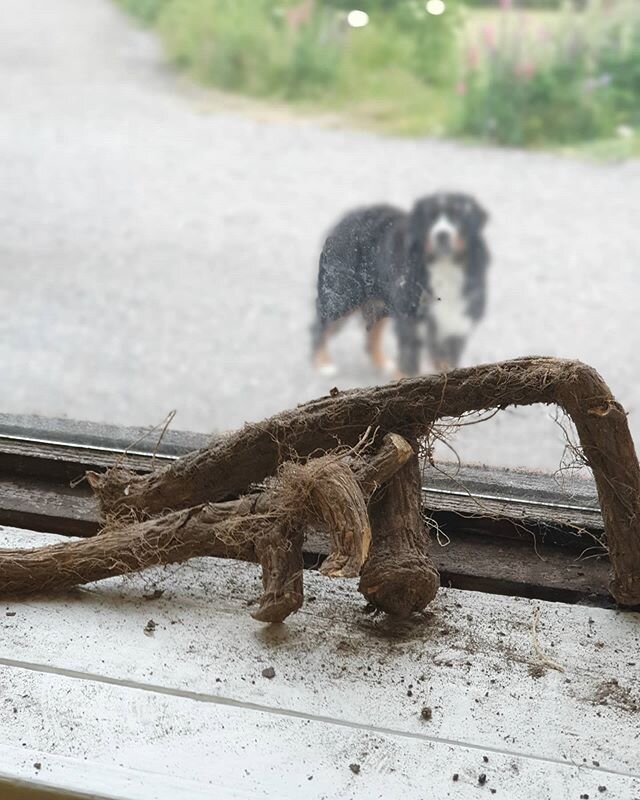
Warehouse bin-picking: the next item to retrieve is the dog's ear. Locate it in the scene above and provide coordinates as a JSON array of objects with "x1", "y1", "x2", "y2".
[{"x1": 465, "y1": 197, "x2": 489, "y2": 231}]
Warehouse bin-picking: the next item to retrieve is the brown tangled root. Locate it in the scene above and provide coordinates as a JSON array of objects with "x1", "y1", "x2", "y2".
[
  {"x1": 3, "y1": 357, "x2": 639, "y2": 613},
  {"x1": 0, "y1": 433, "x2": 436, "y2": 622}
]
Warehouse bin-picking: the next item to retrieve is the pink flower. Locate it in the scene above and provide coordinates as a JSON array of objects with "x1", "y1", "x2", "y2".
[
  {"x1": 456, "y1": 81, "x2": 467, "y2": 96},
  {"x1": 514, "y1": 61, "x2": 536, "y2": 79},
  {"x1": 482, "y1": 24, "x2": 496, "y2": 50},
  {"x1": 465, "y1": 45, "x2": 479, "y2": 70},
  {"x1": 499, "y1": 0, "x2": 513, "y2": 9},
  {"x1": 537, "y1": 25, "x2": 550, "y2": 42}
]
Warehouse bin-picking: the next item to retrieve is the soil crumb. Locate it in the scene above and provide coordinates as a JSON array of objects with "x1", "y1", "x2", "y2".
[
  {"x1": 593, "y1": 679, "x2": 639, "y2": 713},
  {"x1": 528, "y1": 664, "x2": 546, "y2": 679}
]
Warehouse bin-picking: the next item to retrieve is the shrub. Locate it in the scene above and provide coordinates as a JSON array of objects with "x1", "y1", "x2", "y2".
[
  {"x1": 597, "y1": 8, "x2": 640, "y2": 127},
  {"x1": 280, "y1": 9, "x2": 345, "y2": 98},
  {"x1": 116, "y1": 0, "x2": 170, "y2": 23},
  {"x1": 456, "y1": 0, "x2": 640, "y2": 146},
  {"x1": 118, "y1": 0, "x2": 459, "y2": 106},
  {"x1": 153, "y1": 0, "x2": 276, "y2": 93},
  {"x1": 463, "y1": 0, "x2": 561, "y2": 7}
]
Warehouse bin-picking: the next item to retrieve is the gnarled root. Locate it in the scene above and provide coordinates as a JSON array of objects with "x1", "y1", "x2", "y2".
[
  {"x1": 251, "y1": 525, "x2": 304, "y2": 623},
  {"x1": 359, "y1": 442, "x2": 440, "y2": 617},
  {"x1": 250, "y1": 434, "x2": 415, "y2": 621},
  {"x1": 88, "y1": 357, "x2": 640, "y2": 607},
  {"x1": 0, "y1": 434, "x2": 415, "y2": 623}
]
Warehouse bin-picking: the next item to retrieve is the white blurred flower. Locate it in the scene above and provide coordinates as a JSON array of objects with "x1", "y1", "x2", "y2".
[
  {"x1": 425, "y1": 0, "x2": 446, "y2": 15},
  {"x1": 347, "y1": 10, "x2": 369, "y2": 28},
  {"x1": 617, "y1": 125, "x2": 634, "y2": 139}
]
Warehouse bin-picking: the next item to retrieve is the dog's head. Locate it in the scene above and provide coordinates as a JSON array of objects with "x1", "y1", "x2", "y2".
[{"x1": 410, "y1": 192, "x2": 488, "y2": 260}]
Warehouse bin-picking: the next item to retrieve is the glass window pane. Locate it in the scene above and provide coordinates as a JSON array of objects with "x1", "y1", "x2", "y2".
[{"x1": 1, "y1": 0, "x2": 637, "y2": 476}]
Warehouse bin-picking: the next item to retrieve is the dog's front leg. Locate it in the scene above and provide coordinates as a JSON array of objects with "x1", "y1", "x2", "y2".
[{"x1": 395, "y1": 316, "x2": 421, "y2": 378}]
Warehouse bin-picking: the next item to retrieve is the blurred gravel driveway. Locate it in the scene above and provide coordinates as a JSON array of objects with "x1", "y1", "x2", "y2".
[{"x1": 1, "y1": 0, "x2": 639, "y2": 471}]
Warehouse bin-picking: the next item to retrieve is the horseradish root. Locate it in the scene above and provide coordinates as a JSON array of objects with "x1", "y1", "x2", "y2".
[{"x1": 89, "y1": 357, "x2": 640, "y2": 606}]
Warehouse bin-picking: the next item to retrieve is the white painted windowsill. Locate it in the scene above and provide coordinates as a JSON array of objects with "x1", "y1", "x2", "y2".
[{"x1": 0, "y1": 527, "x2": 638, "y2": 800}]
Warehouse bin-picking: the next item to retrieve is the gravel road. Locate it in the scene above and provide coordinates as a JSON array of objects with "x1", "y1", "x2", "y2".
[{"x1": 1, "y1": 0, "x2": 639, "y2": 471}]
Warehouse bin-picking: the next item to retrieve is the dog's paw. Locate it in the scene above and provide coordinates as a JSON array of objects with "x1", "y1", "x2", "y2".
[
  {"x1": 317, "y1": 362, "x2": 338, "y2": 377},
  {"x1": 434, "y1": 360, "x2": 453, "y2": 374},
  {"x1": 380, "y1": 358, "x2": 397, "y2": 377},
  {"x1": 380, "y1": 360, "x2": 408, "y2": 381}
]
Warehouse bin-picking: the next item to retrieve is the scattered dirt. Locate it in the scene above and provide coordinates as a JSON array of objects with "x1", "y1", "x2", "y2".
[
  {"x1": 261, "y1": 666, "x2": 276, "y2": 679},
  {"x1": 357, "y1": 612, "x2": 434, "y2": 642},
  {"x1": 6, "y1": 611, "x2": 16, "y2": 617},
  {"x1": 143, "y1": 589, "x2": 165, "y2": 601},
  {"x1": 349, "y1": 763, "x2": 361, "y2": 775},
  {"x1": 478, "y1": 773, "x2": 487, "y2": 785},
  {"x1": 421, "y1": 706, "x2": 433, "y2": 720},
  {"x1": 143, "y1": 619, "x2": 156, "y2": 636},
  {"x1": 336, "y1": 639, "x2": 358, "y2": 654},
  {"x1": 33, "y1": 762, "x2": 41, "y2": 771},
  {"x1": 452, "y1": 773, "x2": 459, "y2": 782},
  {"x1": 528, "y1": 664, "x2": 546, "y2": 679},
  {"x1": 593, "y1": 678, "x2": 639, "y2": 713}
]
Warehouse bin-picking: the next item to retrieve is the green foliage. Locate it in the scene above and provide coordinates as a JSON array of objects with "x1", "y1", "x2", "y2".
[
  {"x1": 597, "y1": 13, "x2": 640, "y2": 127},
  {"x1": 156, "y1": 0, "x2": 283, "y2": 94},
  {"x1": 118, "y1": 0, "x2": 459, "y2": 109},
  {"x1": 116, "y1": 0, "x2": 170, "y2": 23},
  {"x1": 463, "y1": 0, "x2": 561, "y2": 7},
  {"x1": 155, "y1": 0, "x2": 345, "y2": 97},
  {"x1": 117, "y1": 0, "x2": 639, "y2": 151},
  {"x1": 456, "y1": 0, "x2": 640, "y2": 146},
  {"x1": 281, "y1": 10, "x2": 344, "y2": 98}
]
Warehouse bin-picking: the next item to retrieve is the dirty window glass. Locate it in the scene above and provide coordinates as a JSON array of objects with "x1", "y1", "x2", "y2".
[{"x1": 1, "y1": 0, "x2": 638, "y2": 475}]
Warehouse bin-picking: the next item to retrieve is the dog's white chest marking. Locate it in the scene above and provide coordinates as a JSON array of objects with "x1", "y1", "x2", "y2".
[{"x1": 428, "y1": 257, "x2": 472, "y2": 339}]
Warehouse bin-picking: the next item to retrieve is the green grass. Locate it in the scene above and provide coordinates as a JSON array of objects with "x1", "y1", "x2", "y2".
[
  {"x1": 557, "y1": 131, "x2": 640, "y2": 161},
  {"x1": 314, "y1": 56, "x2": 453, "y2": 137}
]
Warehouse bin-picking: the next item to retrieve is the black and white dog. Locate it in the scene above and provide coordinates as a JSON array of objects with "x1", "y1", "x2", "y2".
[{"x1": 311, "y1": 192, "x2": 490, "y2": 376}]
